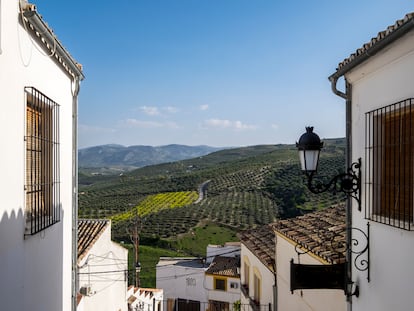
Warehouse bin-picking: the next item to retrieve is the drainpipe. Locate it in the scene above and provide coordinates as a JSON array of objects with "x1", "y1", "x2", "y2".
[
  {"x1": 71, "y1": 76, "x2": 81, "y2": 311},
  {"x1": 272, "y1": 261, "x2": 277, "y2": 311},
  {"x1": 329, "y1": 74, "x2": 353, "y2": 311}
]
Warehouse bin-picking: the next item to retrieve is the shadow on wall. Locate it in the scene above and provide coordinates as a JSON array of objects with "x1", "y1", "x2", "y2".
[
  {"x1": 0, "y1": 208, "x2": 25, "y2": 309},
  {"x1": 0, "y1": 208, "x2": 65, "y2": 311}
]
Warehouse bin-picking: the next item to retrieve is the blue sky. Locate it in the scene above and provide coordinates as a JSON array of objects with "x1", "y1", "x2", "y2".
[{"x1": 38, "y1": 0, "x2": 414, "y2": 148}]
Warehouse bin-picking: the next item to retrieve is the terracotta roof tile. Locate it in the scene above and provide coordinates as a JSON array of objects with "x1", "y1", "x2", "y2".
[
  {"x1": 273, "y1": 204, "x2": 346, "y2": 264},
  {"x1": 76, "y1": 293, "x2": 83, "y2": 306},
  {"x1": 77, "y1": 219, "x2": 110, "y2": 262},
  {"x1": 335, "y1": 12, "x2": 414, "y2": 73},
  {"x1": 128, "y1": 295, "x2": 137, "y2": 304},
  {"x1": 205, "y1": 256, "x2": 240, "y2": 277},
  {"x1": 238, "y1": 224, "x2": 275, "y2": 271}
]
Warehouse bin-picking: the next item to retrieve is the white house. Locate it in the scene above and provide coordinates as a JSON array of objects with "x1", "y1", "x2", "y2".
[
  {"x1": 0, "y1": 1, "x2": 84, "y2": 310},
  {"x1": 156, "y1": 257, "x2": 209, "y2": 311},
  {"x1": 239, "y1": 224, "x2": 276, "y2": 311},
  {"x1": 77, "y1": 219, "x2": 129, "y2": 311},
  {"x1": 273, "y1": 205, "x2": 347, "y2": 311},
  {"x1": 156, "y1": 243, "x2": 241, "y2": 311},
  {"x1": 328, "y1": 11, "x2": 414, "y2": 311},
  {"x1": 204, "y1": 255, "x2": 241, "y2": 311},
  {"x1": 127, "y1": 286, "x2": 164, "y2": 311}
]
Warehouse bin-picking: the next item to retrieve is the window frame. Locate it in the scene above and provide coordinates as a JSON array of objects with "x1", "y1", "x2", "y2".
[
  {"x1": 213, "y1": 277, "x2": 227, "y2": 291},
  {"x1": 230, "y1": 281, "x2": 238, "y2": 289},
  {"x1": 365, "y1": 98, "x2": 414, "y2": 230},
  {"x1": 253, "y1": 269, "x2": 261, "y2": 304},
  {"x1": 243, "y1": 258, "x2": 250, "y2": 289},
  {"x1": 25, "y1": 86, "x2": 60, "y2": 235}
]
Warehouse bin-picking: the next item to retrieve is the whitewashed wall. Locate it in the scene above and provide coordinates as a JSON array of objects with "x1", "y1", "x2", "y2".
[
  {"x1": 78, "y1": 224, "x2": 128, "y2": 311},
  {"x1": 345, "y1": 30, "x2": 414, "y2": 311},
  {"x1": 156, "y1": 258, "x2": 208, "y2": 311},
  {"x1": 240, "y1": 243, "x2": 274, "y2": 309},
  {"x1": 275, "y1": 234, "x2": 346, "y2": 311},
  {"x1": 0, "y1": 1, "x2": 77, "y2": 310},
  {"x1": 204, "y1": 274, "x2": 240, "y2": 306}
]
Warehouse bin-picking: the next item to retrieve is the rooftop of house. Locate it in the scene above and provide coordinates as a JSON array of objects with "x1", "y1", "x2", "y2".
[
  {"x1": 157, "y1": 257, "x2": 208, "y2": 269},
  {"x1": 332, "y1": 12, "x2": 414, "y2": 77},
  {"x1": 77, "y1": 219, "x2": 110, "y2": 262},
  {"x1": 205, "y1": 255, "x2": 240, "y2": 278},
  {"x1": 208, "y1": 241, "x2": 241, "y2": 248},
  {"x1": 273, "y1": 204, "x2": 346, "y2": 264},
  {"x1": 20, "y1": 1, "x2": 84, "y2": 79},
  {"x1": 127, "y1": 286, "x2": 162, "y2": 303},
  {"x1": 238, "y1": 224, "x2": 275, "y2": 272}
]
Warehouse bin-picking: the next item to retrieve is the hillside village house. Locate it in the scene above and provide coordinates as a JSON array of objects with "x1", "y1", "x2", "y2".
[
  {"x1": 77, "y1": 219, "x2": 128, "y2": 311},
  {"x1": 273, "y1": 204, "x2": 346, "y2": 311},
  {"x1": 156, "y1": 243, "x2": 241, "y2": 311},
  {"x1": 239, "y1": 224, "x2": 276, "y2": 311},
  {"x1": 204, "y1": 255, "x2": 241, "y2": 310},
  {"x1": 157, "y1": 256, "x2": 208, "y2": 310},
  {"x1": 0, "y1": 0, "x2": 84, "y2": 310},
  {"x1": 328, "y1": 11, "x2": 414, "y2": 311}
]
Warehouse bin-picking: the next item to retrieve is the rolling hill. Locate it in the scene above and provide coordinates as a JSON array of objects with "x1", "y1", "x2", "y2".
[
  {"x1": 78, "y1": 144, "x2": 224, "y2": 171},
  {"x1": 79, "y1": 138, "x2": 346, "y2": 242}
]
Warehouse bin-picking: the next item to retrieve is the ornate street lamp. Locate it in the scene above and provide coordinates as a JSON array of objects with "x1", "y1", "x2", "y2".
[
  {"x1": 296, "y1": 127, "x2": 362, "y2": 211},
  {"x1": 291, "y1": 126, "x2": 369, "y2": 298}
]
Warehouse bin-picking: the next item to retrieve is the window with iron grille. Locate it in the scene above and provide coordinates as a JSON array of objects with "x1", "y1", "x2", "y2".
[
  {"x1": 365, "y1": 98, "x2": 414, "y2": 230},
  {"x1": 25, "y1": 87, "x2": 60, "y2": 235}
]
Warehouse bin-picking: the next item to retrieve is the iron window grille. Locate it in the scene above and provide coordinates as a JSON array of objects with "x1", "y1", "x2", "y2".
[
  {"x1": 25, "y1": 87, "x2": 60, "y2": 235},
  {"x1": 365, "y1": 98, "x2": 414, "y2": 230}
]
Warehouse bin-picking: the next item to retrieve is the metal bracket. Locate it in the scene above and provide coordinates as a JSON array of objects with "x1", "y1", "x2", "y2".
[
  {"x1": 306, "y1": 158, "x2": 362, "y2": 211},
  {"x1": 291, "y1": 222, "x2": 370, "y2": 297}
]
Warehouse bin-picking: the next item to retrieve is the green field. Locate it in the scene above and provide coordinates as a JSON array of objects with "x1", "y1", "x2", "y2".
[
  {"x1": 126, "y1": 244, "x2": 185, "y2": 287},
  {"x1": 126, "y1": 222, "x2": 239, "y2": 287}
]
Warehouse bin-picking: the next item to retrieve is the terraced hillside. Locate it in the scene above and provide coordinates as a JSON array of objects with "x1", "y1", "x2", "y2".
[{"x1": 79, "y1": 139, "x2": 346, "y2": 240}]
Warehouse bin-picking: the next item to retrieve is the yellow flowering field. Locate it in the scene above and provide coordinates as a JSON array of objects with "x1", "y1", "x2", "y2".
[{"x1": 111, "y1": 191, "x2": 198, "y2": 222}]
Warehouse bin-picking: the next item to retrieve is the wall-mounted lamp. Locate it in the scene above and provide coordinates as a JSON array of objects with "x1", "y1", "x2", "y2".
[
  {"x1": 296, "y1": 127, "x2": 362, "y2": 211},
  {"x1": 291, "y1": 127, "x2": 369, "y2": 298}
]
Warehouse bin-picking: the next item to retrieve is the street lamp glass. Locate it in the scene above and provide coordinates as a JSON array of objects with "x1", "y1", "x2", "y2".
[
  {"x1": 296, "y1": 127, "x2": 323, "y2": 173},
  {"x1": 299, "y1": 149, "x2": 320, "y2": 172}
]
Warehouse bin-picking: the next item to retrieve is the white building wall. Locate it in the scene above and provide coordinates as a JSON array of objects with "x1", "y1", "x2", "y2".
[
  {"x1": 275, "y1": 234, "x2": 346, "y2": 311},
  {"x1": 345, "y1": 30, "x2": 414, "y2": 311},
  {"x1": 78, "y1": 225, "x2": 128, "y2": 311},
  {"x1": 205, "y1": 274, "x2": 240, "y2": 305},
  {"x1": 156, "y1": 259, "x2": 208, "y2": 310},
  {"x1": 240, "y1": 244, "x2": 274, "y2": 309},
  {"x1": 0, "y1": 1, "x2": 79, "y2": 310}
]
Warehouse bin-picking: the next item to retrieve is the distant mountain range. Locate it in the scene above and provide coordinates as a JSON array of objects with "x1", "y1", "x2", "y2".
[{"x1": 78, "y1": 144, "x2": 224, "y2": 169}]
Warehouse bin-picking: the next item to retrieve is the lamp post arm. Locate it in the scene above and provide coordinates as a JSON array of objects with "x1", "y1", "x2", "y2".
[{"x1": 305, "y1": 158, "x2": 361, "y2": 210}]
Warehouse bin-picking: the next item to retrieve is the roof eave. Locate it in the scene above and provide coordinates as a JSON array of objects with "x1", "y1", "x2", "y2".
[
  {"x1": 329, "y1": 15, "x2": 414, "y2": 81},
  {"x1": 22, "y1": 10, "x2": 85, "y2": 80}
]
